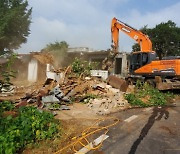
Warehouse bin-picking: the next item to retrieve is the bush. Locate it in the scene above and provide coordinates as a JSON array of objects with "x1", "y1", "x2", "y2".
[
  {"x1": 0, "y1": 101, "x2": 15, "y2": 113},
  {"x1": 0, "y1": 101, "x2": 60, "y2": 154},
  {"x1": 72, "y1": 58, "x2": 98, "y2": 76}
]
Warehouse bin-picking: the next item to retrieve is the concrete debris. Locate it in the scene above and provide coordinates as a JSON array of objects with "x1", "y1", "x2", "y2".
[
  {"x1": 87, "y1": 89, "x2": 129, "y2": 115},
  {"x1": 42, "y1": 94, "x2": 60, "y2": 103},
  {"x1": 0, "y1": 84, "x2": 15, "y2": 96},
  {"x1": 42, "y1": 85, "x2": 68, "y2": 103},
  {"x1": 0, "y1": 66, "x2": 132, "y2": 115},
  {"x1": 85, "y1": 77, "x2": 91, "y2": 80},
  {"x1": 105, "y1": 85, "x2": 112, "y2": 89},
  {"x1": 107, "y1": 87, "x2": 120, "y2": 94},
  {"x1": 59, "y1": 105, "x2": 70, "y2": 110},
  {"x1": 46, "y1": 64, "x2": 64, "y2": 82},
  {"x1": 87, "y1": 82, "x2": 130, "y2": 115},
  {"x1": 90, "y1": 70, "x2": 108, "y2": 80}
]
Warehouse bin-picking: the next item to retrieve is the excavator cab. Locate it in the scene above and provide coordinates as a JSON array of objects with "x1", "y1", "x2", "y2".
[{"x1": 129, "y1": 51, "x2": 156, "y2": 73}]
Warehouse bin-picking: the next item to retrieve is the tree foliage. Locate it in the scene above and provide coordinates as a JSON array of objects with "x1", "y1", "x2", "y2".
[
  {"x1": 42, "y1": 41, "x2": 69, "y2": 67},
  {"x1": 43, "y1": 41, "x2": 68, "y2": 52},
  {"x1": 0, "y1": 0, "x2": 32, "y2": 54},
  {"x1": 71, "y1": 57, "x2": 99, "y2": 76},
  {"x1": 132, "y1": 21, "x2": 180, "y2": 59}
]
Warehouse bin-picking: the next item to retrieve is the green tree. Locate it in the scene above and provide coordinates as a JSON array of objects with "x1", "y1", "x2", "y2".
[
  {"x1": 42, "y1": 41, "x2": 69, "y2": 67},
  {"x1": 44, "y1": 41, "x2": 68, "y2": 52},
  {"x1": 132, "y1": 21, "x2": 180, "y2": 59},
  {"x1": 0, "y1": 0, "x2": 32, "y2": 54}
]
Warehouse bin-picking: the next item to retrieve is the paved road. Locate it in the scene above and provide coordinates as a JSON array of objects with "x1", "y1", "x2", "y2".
[{"x1": 90, "y1": 103, "x2": 180, "y2": 154}]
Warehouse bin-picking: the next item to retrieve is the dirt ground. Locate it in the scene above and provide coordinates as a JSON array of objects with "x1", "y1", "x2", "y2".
[
  {"x1": 23, "y1": 118, "x2": 100, "y2": 154},
  {"x1": 23, "y1": 104, "x2": 104, "y2": 154}
]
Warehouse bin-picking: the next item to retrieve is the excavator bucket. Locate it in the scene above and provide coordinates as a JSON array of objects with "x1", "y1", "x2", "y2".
[{"x1": 107, "y1": 75, "x2": 128, "y2": 92}]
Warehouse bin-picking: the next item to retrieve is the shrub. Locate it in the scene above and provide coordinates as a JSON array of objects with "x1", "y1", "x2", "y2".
[
  {"x1": 125, "y1": 83, "x2": 174, "y2": 107},
  {"x1": 0, "y1": 101, "x2": 60, "y2": 154},
  {"x1": 72, "y1": 58, "x2": 98, "y2": 76}
]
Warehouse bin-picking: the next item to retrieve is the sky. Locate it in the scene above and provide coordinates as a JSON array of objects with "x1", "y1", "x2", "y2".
[{"x1": 17, "y1": 0, "x2": 180, "y2": 53}]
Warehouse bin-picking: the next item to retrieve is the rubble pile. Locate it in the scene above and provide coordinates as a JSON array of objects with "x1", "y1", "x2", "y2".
[
  {"x1": 0, "y1": 66, "x2": 131, "y2": 115},
  {"x1": 87, "y1": 83, "x2": 129, "y2": 115}
]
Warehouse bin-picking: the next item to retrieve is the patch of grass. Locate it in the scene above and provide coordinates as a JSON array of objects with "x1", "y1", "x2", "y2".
[
  {"x1": 125, "y1": 93, "x2": 148, "y2": 107},
  {"x1": 125, "y1": 82, "x2": 174, "y2": 107}
]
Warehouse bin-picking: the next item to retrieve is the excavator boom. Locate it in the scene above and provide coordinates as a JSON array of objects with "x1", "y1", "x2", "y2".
[{"x1": 111, "y1": 17, "x2": 152, "y2": 53}]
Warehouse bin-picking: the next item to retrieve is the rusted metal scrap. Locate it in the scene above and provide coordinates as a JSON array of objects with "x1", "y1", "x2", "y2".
[
  {"x1": 107, "y1": 75, "x2": 128, "y2": 92},
  {"x1": 92, "y1": 85, "x2": 107, "y2": 93}
]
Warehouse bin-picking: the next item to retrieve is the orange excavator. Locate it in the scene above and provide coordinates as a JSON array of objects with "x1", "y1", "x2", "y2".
[{"x1": 109, "y1": 17, "x2": 180, "y2": 90}]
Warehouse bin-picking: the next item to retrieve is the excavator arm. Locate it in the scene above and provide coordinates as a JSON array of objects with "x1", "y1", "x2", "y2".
[{"x1": 111, "y1": 17, "x2": 152, "y2": 53}]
